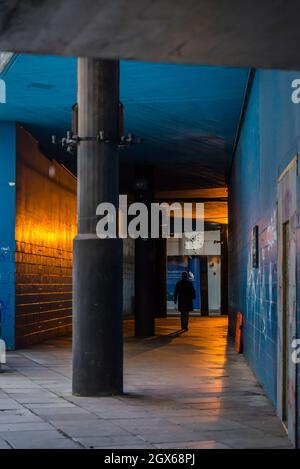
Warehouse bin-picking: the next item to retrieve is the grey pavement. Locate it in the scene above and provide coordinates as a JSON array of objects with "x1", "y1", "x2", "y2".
[{"x1": 0, "y1": 317, "x2": 292, "y2": 449}]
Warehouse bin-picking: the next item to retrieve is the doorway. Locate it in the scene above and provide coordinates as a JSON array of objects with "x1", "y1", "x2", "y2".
[
  {"x1": 282, "y1": 221, "x2": 290, "y2": 426},
  {"x1": 277, "y1": 156, "x2": 298, "y2": 445}
]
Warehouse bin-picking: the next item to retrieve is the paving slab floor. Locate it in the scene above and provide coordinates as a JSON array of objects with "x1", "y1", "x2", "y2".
[{"x1": 0, "y1": 317, "x2": 292, "y2": 449}]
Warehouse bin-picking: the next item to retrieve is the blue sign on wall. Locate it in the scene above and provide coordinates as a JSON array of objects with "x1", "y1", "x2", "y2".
[
  {"x1": 167, "y1": 256, "x2": 188, "y2": 302},
  {"x1": 167, "y1": 256, "x2": 201, "y2": 310}
]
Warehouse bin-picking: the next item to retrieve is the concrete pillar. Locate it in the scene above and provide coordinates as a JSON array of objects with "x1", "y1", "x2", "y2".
[
  {"x1": 221, "y1": 225, "x2": 228, "y2": 315},
  {"x1": 188, "y1": 257, "x2": 201, "y2": 310},
  {"x1": 155, "y1": 237, "x2": 167, "y2": 318},
  {"x1": 134, "y1": 166, "x2": 156, "y2": 337},
  {"x1": 200, "y1": 256, "x2": 209, "y2": 316},
  {"x1": 72, "y1": 59, "x2": 123, "y2": 396}
]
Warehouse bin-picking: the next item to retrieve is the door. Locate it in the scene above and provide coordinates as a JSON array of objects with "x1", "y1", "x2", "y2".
[
  {"x1": 282, "y1": 221, "x2": 290, "y2": 426},
  {"x1": 277, "y1": 156, "x2": 297, "y2": 445}
]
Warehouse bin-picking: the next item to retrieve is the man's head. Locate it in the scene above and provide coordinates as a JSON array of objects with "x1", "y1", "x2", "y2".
[{"x1": 182, "y1": 271, "x2": 188, "y2": 280}]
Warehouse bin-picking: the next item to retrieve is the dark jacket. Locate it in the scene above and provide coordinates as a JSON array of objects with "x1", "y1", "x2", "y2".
[{"x1": 174, "y1": 279, "x2": 196, "y2": 312}]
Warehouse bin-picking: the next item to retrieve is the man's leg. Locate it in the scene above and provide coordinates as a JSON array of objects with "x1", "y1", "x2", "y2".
[
  {"x1": 181, "y1": 310, "x2": 188, "y2": 330},
  {"x1": 186, "y1": 311, "x2": 190, "y2": 330},
  {"x1": 180, "y1": 311, "x2": 185, "y2": 330}
]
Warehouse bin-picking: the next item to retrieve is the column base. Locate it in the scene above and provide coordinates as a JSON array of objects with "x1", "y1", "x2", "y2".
[{"x1": 72, "y1": 235, "x2": 123, "y2": 396}]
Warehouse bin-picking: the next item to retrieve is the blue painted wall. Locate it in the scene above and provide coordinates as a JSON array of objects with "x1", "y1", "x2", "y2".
[
  {"x1": 0, "y1": 122, "x2": 16, "y2": 349},
  {"x1": 229, "y1": 69, "x2": 300, "y2": 445}
]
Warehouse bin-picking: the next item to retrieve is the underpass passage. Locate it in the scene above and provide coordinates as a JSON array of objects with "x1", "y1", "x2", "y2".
[
  {"x1": 0, "y1": 52, "x2": 298, "y2": 448},
  {"x1": 1, "y1": 317, "x2": 291, "y2": 449}
]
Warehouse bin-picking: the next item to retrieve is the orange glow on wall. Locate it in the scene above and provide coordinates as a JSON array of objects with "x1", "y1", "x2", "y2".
[{"x1": 15, "y1": 126, "x2": 77, "y2": 347}]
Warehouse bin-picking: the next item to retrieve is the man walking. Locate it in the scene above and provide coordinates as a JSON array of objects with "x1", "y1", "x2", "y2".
[{"x1": 174, "y1": 271, "x2": 196, "y2": 331}]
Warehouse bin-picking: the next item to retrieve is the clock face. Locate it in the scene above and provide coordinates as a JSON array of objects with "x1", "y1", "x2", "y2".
[{"x1": 184, "y1": 231, "x2": 204, "y2": 252}]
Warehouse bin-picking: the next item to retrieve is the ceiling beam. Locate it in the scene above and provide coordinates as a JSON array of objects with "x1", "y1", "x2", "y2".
[{"x1": 1, "y1": 1, "x2": 300, "y2": 70}]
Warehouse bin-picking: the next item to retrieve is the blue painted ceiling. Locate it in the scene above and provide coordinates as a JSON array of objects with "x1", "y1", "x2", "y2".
[{"x1": 0, "y1": 54, "x2": 249, "y2": 189}]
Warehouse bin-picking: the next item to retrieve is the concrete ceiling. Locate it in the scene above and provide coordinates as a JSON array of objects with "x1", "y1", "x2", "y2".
[
  {"x1": 0, "y1": 54, "x2": 248, "y2": 190},
  {"x1": 0, "y1": 1, "x2": 300, "y2": 70}
]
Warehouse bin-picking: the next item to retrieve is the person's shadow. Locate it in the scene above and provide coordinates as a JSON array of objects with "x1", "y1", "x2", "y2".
[
  {"x1": 125, "y1": 329, "x2": 186, "y2": 357},
  {"x1": 166, "y1": 329, "x2": 186, "y2": 337}
]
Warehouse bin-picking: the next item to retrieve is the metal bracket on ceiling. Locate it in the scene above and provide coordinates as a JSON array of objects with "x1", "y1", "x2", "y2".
[{"x1": 51, "y1": 131, "x2": 143, "y2": 154}]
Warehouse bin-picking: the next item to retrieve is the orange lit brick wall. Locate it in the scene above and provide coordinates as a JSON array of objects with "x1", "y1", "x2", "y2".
[{"x1": 15, "y1": 126, "x2": 76, "y2": 347}]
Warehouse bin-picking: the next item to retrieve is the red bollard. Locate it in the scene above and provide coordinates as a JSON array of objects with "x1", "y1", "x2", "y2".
[{"x1": 235, "y1": 312, "x2": 243, "y2": 353}]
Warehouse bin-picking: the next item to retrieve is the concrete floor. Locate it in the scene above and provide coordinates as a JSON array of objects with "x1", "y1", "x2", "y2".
[{"x1": 0, "y1": 317, "x2": 292, "y2": 449}]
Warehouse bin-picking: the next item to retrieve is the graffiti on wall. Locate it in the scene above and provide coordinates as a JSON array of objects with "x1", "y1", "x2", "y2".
[
  {"x1": 0, "y1": 246, "x2": 10, "y2": 260},
  {"x1": 246, "y1": 210, "x2": 277, "y2": 348}
]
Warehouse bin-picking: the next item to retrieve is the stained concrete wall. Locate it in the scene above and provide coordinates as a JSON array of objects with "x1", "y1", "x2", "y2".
[{"x1": 229, "y1": 69, "x2": 300, "y2": 444}]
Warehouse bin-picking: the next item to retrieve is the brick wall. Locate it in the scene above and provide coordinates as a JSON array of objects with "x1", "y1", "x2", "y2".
[{"x1": 15, "y1": 126, "x2": 76, "y2": 347}]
